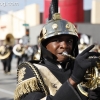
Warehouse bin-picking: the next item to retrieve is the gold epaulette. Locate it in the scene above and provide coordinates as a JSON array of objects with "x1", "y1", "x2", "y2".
[{"x1": 14, "y1": 77, "x2": 40, "y2": 100}]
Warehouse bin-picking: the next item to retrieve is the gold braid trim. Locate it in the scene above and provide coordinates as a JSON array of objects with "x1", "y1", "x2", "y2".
[
  {"x1": 14, "y1": 77, "x2": 40, "y2": 100},
  {"x1": 24, "y1": 62, "x2": 49, "y2": 95}
]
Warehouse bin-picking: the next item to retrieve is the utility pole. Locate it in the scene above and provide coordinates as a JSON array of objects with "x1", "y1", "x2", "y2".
[
  {"x1": 22, "y1": 0, "x2": 30, "y2": 45},
  {"x1": 24, "y1": 0, "x2": 29, "y2": 28},
  {"x1": 24, "y1": 0, "x2": 26, "y2": 24}
]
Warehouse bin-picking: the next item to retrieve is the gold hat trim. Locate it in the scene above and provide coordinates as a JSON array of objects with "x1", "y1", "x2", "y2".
[
  {"x1": 65, "y1": 22, "x2": 78, "y2": 37},
  {"x1": 52, "y1": 23, "x2": 58, "y2": 29},
  {"x1": 52, "y1": 13, "x2": 61, "y2": 20}
]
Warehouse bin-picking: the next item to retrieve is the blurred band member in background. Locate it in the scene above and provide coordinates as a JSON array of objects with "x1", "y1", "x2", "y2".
[{"x1": 0, "y1": 44, "x2": 13, "y2": 74}]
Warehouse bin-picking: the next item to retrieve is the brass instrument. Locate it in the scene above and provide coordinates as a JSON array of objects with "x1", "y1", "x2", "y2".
[
  {"x1": 62, "y1": 52, "x2": 75, "y2": 60},
  {"x1": 62, "y1": 51, "x2": 100, "y2": 97},
  {"x1": 0, "y1": 33, "x2": 15, "y2": 59},
  {"x1": 13, "y1": 44, "x2": 25, "y2": 56},
  {"x1": 5, "y1": 33, "x2": 15, "y2": 46},
  {"x1": 0, "y1": 45, "x2": 11, "y2": 59}
]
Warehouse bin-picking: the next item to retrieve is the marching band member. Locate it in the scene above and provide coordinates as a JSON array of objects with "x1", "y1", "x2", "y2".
[{"x1": 14, "y1": 0, "x2": 100, "y2": 100}]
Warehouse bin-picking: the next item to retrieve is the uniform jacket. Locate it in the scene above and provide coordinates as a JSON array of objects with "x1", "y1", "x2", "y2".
[{"x1": 14, "y1": 58, "x2": 88, "y2": 100}]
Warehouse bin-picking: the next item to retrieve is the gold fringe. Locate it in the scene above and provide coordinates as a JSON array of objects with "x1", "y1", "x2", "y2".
[{"x1": 14, "y1": 77, "x2": 40, "y2": 100}]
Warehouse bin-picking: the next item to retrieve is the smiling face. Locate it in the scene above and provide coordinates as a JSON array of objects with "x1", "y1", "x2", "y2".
[{"x1": 46, "y1": 35, "x2": 73, "y2": 62}]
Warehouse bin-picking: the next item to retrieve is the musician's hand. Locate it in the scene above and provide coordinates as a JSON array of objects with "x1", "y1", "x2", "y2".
[
  {"x1": 88, "y1": 87, "x2": 100, "y2": 100},
  {"x1": 70, "y1": 45, "x2": 100, "y2": 84}
]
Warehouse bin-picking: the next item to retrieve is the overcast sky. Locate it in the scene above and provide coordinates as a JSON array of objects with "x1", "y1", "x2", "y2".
[{"x1": 0, "y1": 0, "x2": 93, "y2": 13}]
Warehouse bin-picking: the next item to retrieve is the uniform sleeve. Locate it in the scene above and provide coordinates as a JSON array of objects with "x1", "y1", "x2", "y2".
[
  {"x1": 48, "y1": 80, "x2": 82, "y2": 100},
  {"x1": 19, "y1": 80, "x2": 84, "y2": 100},
  {"x1": 14, "y1": 62, "x2": 44, "y2": 100}
]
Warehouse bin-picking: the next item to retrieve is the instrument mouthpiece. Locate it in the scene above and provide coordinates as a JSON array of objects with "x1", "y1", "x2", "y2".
[{"x1": 62, "y1": 51, "x2": 75, "y2": 59}]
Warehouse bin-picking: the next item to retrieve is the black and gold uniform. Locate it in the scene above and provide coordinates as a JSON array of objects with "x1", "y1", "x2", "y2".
[{"x1": 14, "y1": 57, "x2": 88, "y2": 100}]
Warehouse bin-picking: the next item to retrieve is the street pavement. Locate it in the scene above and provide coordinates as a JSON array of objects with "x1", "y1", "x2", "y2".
[{"x1": 0, "y1": 57, "x2": 18, "y2": 100}]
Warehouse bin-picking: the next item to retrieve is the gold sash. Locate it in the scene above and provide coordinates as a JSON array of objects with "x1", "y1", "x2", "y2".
[{"x1": 34, "y1": 63, "x2": 62, "y2": 96}]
